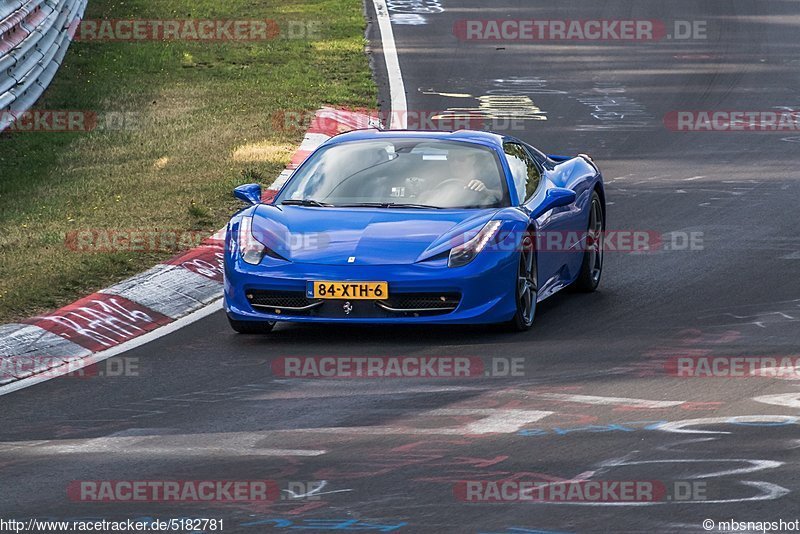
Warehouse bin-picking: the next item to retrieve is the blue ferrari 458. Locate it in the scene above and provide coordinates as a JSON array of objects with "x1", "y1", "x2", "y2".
[{"x1": 223, "y1": 129, "x2": 605, "y2": 333}]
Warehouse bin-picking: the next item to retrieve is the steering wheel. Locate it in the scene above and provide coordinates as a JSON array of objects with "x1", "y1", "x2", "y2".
[
  {"x1": 434, "y1": 178, "x2": 469, "y2": 190},
  {"x1": 418, "y1": 178, "x2": 487, "y2": 206}
]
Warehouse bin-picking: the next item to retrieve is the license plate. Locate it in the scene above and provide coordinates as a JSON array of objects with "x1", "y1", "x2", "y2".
[{"x1": 308, "y1": 281, "x2": 389, "y2": 300}]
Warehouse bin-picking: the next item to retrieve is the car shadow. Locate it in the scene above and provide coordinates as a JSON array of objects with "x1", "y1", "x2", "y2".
[{"x1": 226, "y1": 289, "x2": 586, "y2": 348}]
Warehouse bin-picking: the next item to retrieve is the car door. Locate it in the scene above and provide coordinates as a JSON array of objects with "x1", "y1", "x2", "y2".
[
  {"x1": 503, "y1": 141, "x2": 553, "y2": 292},
  {"x1": 504, "y1": 141, "x2": 579, "y2": 297}
]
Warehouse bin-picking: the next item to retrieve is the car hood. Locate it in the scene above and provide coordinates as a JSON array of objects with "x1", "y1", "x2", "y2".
[{"x1": 251, "y1": 205, "x2": 499, "y2": 265}]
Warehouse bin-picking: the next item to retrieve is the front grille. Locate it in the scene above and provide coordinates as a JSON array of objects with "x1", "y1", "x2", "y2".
[
  {"x1": 246, "y1": 290, "x2": 318, "y2": 310},
  {"x1": 377, "y1": 293, "x2": 461, "y2": 314},
  {"x1": 381, "y1": 293, "x2": 461, "y2": 310},
  {"x1": 245, "y1": 290, "x2": 461, "y2": 318}
]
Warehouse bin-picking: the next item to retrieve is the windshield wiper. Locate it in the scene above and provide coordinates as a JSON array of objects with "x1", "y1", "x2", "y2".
[
  {"x1": 281, "y1": 199, "x2": 333, "y2": 207},
  {"x1": 336, "y1": 202, "x2": 444, "y2": 209}
]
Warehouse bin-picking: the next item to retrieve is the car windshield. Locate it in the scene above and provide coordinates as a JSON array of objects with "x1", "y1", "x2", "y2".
[{"x1": 276, "y1": 139, "x2": 509, "y2": 209}]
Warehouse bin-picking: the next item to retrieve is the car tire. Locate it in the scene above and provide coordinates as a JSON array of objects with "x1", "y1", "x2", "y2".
[
  {"x1": 228, "y1": 316, "x2": 276, "y2": 334},
  {"x1": 572, "y1": 190, "x2": 604, "y2": 292},
  {"x1": 506, "y1": 233, "x2": 537, "y2": 332}
]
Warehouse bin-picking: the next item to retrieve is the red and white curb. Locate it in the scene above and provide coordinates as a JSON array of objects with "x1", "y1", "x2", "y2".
[{"x1": 0, "y1": 107, "x2": 378, "y2": 393}]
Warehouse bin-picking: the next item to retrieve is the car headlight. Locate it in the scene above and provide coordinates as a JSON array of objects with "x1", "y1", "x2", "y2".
[
  {"x1": 238, "y1": 216, "x2": 267, "y2": 265},
  {"x1": 237, "y1": 216, "x2": 288, "y2": 264},
  {"x1": 448, "y1": 220, "x2": 503, "y2": 268}
]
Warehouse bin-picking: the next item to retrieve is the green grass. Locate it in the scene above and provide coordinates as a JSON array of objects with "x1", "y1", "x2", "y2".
[{"x1": 0, "y1": 0, "x2": 376, "y2": 321}]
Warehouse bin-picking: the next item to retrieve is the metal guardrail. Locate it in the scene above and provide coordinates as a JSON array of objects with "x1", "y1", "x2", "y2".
[{"x1": 0, "y1": 0, "x2": 87, "y2": 132}]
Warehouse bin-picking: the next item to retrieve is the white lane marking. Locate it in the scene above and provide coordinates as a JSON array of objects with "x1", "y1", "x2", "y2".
[
  {"x1": 655, "y1": 415, "x2": 799, "y2": 434},
  {"x1": 282, "y1": 481, "x2": 353, "y2": 499},
  {"x1": 252, "y1": 385, "x2": 483, "y2": 400},
  {"x1": 683, "y1": 176, "x2": 705, "y2": 181},
  {"x1": 753, "y1": 393, "x2": 800, "y2": 408},
  {"x1": 425, "y1": 408, "x2": 552, "y2": 434},
  {"x1": 535, "y1": 393, "x2": 685, "y2": 409},
  {"x1": 373, "y1": 0, "x2": 408, "y2": 128},
  {"x1": 288, "y1": 427, "x2": 471, "y2": 435},
  {"x1": 655, "y1": 437, "x2": 720, "y2": 453},
  {"x1": 0, "y1": 431, "x2": 325, "y2": 457},
  {"x1": 541, "y1": 458, "x2": 788, "y2": 506},
  {"x1": 433, "y1": 94, "x2": 547, "y2": 122},
  {"x1": 603, "y1": 458, "x2": 783, "y2": 480},
  {"x1": 288, "y1": 409, "x2": 552, "y2": 435},
  {"x1": 422, "y1": 90, "x2": 473, "y2": 98},
  {"x1": 387, "y1": 0, "x2": 444, "y2": 15},
  {"x1": 0, "y1": 299, "x2": 223, "y2": 397},
  {"x1": 537, "y1": 481, "x2": 788, "y2": 506},
  {"x1": 390, "y1": 13, "x2": 427, "y2": 25}
]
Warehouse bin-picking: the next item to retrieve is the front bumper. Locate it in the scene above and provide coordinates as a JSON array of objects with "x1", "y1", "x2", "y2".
[{"x1": 224, "y1": 254, "x2": 518, "y2": 325}]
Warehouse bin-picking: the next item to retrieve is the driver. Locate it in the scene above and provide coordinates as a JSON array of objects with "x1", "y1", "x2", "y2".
[{"x1": 451, "y1": 153, "x2": 502, "y2": 199}]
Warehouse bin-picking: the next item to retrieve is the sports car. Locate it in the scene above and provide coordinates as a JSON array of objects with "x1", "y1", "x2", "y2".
[{"x1": 223, "y1": 129, "x2": 605, "y2": 333}]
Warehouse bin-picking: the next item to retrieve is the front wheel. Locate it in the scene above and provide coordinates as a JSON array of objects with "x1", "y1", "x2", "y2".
[
  {"x1": 228, "y1": 316, "x2": 276, "y2": 334},
  {"x1": 506, "y1": 238, "x2": 537, "y2": 332},
  {"x1": 572, "y1": 191, "x2": 604, "y2": 292}
]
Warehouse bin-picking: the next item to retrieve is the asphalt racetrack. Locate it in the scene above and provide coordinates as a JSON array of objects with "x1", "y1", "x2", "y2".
[{"x1": 2, "y1": 1, "x2": 800, "y2": 532}]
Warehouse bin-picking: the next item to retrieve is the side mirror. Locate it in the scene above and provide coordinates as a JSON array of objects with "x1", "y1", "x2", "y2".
[
  {"x1": 234, "y1": 183, "x2": 262, "y2": 205},
  {"x1": 530, "y1": 187, "x2": 576, "y2": 220}
]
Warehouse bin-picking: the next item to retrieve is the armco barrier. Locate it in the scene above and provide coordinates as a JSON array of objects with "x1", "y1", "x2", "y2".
[{"x1": 0, "y1": 0, "x2": 87, "y2": 132}]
